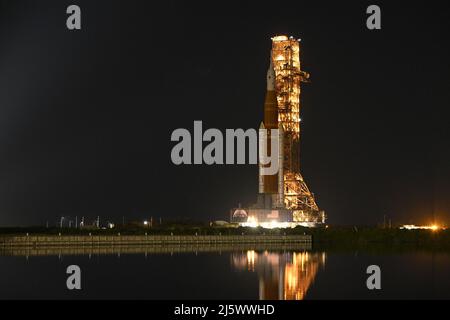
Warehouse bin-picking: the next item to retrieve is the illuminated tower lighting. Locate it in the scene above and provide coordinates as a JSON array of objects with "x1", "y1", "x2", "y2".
[{"x1": 271, "y1": 35, "x2": 325, "y2": 224}]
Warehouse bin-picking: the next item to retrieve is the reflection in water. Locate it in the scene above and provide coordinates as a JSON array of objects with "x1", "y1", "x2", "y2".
[
  {"x1": 232, "y1": 251, "x2": 325, "y2": 300},
  {"x1": 1, "y1": 245, "x2": 325, "y2": 299}
]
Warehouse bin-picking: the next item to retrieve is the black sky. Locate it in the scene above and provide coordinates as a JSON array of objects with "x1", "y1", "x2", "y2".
[{"x1": 0, "y1": 0, "x2": 449, "y2": 226}]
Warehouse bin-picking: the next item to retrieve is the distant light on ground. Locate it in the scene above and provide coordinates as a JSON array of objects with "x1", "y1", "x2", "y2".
[
  {"x1": 240, "y1": 217, "x2": 317, "y2": 229},
  {"x1": 400, "y1": 224, "x2": 446, "y2": 231}
]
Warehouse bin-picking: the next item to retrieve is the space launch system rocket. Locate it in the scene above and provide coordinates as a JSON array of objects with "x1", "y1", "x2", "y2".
[{"x1": 258, "y1": 59, "x2": 284, "y2": 207}]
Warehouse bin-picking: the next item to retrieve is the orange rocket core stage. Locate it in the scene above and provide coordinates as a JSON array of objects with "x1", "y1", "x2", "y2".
[
  {"x1": 263, "y1": 90, "x2": 278, "y2": 130},
  {"x1": 262, "y1": 61, "x2": 279, "y2": 194}
]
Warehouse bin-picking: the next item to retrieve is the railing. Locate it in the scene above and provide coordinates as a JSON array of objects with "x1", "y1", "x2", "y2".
[
  {"x1": 0, "y1": 234, "x2": 312, "y2": 247},
  {"x1": 0, "y1": 243, "x2": 313, "y2": 257}
]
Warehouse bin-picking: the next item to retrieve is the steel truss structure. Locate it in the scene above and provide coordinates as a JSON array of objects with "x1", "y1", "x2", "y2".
[{"x1": 271, "y1": 36, "x2": 325, "y2": 223}]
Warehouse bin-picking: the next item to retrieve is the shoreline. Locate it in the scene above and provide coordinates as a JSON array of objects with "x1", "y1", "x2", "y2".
[{"x1": 1, "y1": 226, "x2": 449, "y2": 249}]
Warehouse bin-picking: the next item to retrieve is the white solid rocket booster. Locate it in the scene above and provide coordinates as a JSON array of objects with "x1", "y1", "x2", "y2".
[
  {"x1": 258, "y1": 121, "x2": 265, "y2": 194},
  {"x1": 277, "y1": 123, "x2": 284, "y2": 207}
]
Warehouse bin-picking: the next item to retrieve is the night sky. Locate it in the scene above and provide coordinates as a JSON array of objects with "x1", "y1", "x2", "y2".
[{"x1": 0, "y1": 0, "x2": 449, "y2": 226}]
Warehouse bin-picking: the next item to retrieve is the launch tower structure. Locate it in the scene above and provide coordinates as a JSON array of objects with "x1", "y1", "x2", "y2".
[
  {"x1": 232, "y1": 35, "x2": 325, "y2": 227},
  {"x1": 271, "y1": 35, "x2": 324, "y2": 224}
]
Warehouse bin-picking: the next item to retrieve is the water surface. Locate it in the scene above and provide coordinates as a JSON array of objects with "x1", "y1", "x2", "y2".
[{"x1": 0, "y1": 247, "x2": 449, "y2": 299}]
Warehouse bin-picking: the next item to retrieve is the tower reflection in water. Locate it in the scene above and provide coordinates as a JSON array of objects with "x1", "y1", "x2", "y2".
[{"x1": 231, "y1": 251, "x2": 326, "y2": 300}]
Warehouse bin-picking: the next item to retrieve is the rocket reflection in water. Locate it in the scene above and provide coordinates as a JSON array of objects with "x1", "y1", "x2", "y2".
[{"x1": 231, "y1": 251, "x2": 326, "y2": 300}]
